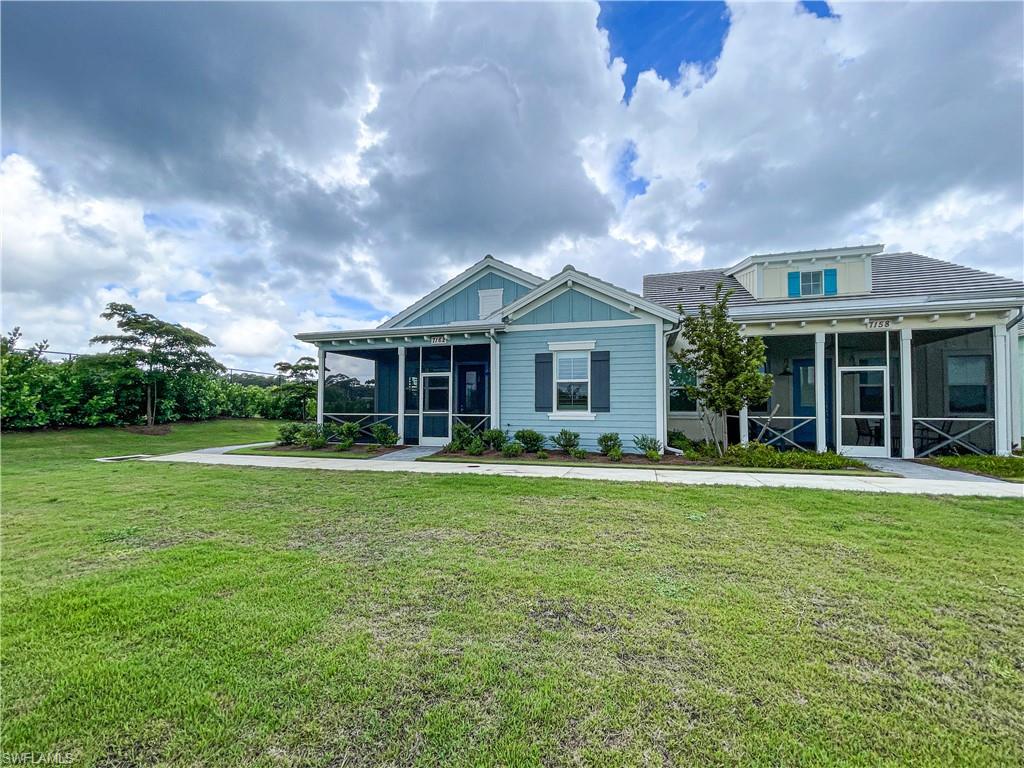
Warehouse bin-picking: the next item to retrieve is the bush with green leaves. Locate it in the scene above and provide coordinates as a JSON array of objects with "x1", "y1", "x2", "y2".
[
  {"x1": 338, "y1": 421, "x2": 361, "y2": 442},
  {"x1": 277, "y1": 422, "x2": 302, "y2": 445},
  {"x1": 466, "y1": 437, "x2": 485, "y2": 456},
  {"x1": 551, "y1": 429, "x2": 580, "y2": 453},
  {"x1": 607, "y1": 446, "x2": 623, "y2": 462},
  {"x1": 535, "y1": 450, "x2": 549, "y2": 460},
  {"x1": 371, "y1": 422, "x2": 398, "y2": 447},
  {"x1": 480, "y1": 428, "x2": 507, "y2": 451},
  {"x1": 597, "y1": 432, "x2": 622, "y2": 455},
  {"x1": 502, "y1": 441, "x2": 524, "y2": 458},
  {"x1": 667, "y1": 430, "x2": 692, "y2": 451},
  {"x1": 633, "y1": 434, "x2": 662, "y2": 454},
  {"x1": 450, "y1": 421, "x2": 475, "y2": 451},
  {"x1": 513, "y1": 429, "x2": 546, "y2": 453},
  {"x1": 334, "y1": 437, "x2": 355, "y2": 452},
  {"x1": 569, "y1": 447, "x2": 587, "y2": 460},
  {"x1": 645, "y1": 449, "x2": 661, "y2": 463},
  {"x1": 296, "y1": 423, "x2": 328, "y2": 449},
  {"x1": 718, "y1": 442, "x2": 862, "y2": 470}
]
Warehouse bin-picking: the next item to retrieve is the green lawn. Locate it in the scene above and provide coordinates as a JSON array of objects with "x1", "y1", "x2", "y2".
[
  {"x1": 2, "y1": 421, "x2": 1022, "y2": 766},
  {"x1": 925, "y1": 453, "x2": 1024, "y2": 482}
]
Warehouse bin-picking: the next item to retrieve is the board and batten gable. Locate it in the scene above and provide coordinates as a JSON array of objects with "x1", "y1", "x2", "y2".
[
  {"x1": 397, "y1": 270, "x2": 534, "y2": 328},
  {"x1": 514, "y1": 288, "x2": 635, "y2": 325},
  {"x1": 499, "y1": 323, "x2": 661, "y2": 453}
]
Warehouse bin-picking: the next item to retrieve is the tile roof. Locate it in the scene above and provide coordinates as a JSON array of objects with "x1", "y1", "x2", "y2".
[{"x1": 643, "y1": 252, "x2": 1024, "y2": 313}]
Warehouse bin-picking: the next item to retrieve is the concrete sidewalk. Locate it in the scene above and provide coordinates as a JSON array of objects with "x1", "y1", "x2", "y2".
[{"x1": 143, "y1": 451, "x2": 1023, "y2": 498}]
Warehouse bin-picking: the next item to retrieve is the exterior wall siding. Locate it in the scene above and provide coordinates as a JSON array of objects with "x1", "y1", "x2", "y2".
[
  {"x1": 515, "y1": 289, "x2": 634, "y2": 325},
  {"x1": 401, "y1": 270, "x2": 533, "y2": 327},
  {"x1": 498, "y1": 324, "x2": 658, "y2": 452},
  {"x1": 762, "y1": 259, "x2": 867, "y2": 298}
]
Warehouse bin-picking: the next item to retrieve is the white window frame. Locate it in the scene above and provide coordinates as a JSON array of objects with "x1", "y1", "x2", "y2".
[
  {"x1": 800, "y1": 270, "x2": 824, "y2": 297},
  {"x1": 548, "y1": 340, "x2": 596, "y2": 419},
  {"x1": 667, "y1": 362, "x2": 698, "y2": 415}
]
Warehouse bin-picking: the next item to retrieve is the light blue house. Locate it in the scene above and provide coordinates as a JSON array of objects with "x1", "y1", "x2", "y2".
[
  {"x1": 296, "y1": 255, "x2": 678, "y2": 452},
  {"x1": 297, "y1": 247, "x2": 1024, "y2": 456}
]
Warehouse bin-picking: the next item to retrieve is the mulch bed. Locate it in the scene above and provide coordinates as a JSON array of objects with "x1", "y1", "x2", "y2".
[
  {"x1": 126, "y1": 424, "x2": 174, "y2": 436},
  {"x1": 441, "y1": 448, "x2": 698, "y2": 466}
]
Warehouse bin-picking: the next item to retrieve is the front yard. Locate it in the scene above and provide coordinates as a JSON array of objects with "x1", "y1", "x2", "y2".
[{"x1": 2, "y1": 421, "x2": 1022, "y2": 766}]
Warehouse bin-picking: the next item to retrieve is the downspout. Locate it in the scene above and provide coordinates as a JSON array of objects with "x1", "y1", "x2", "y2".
[{"x1": 1006, "y1": 307, "x2": 1024, "y2": 331}]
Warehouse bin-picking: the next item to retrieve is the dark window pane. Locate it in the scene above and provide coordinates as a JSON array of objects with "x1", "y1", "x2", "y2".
[
  {"x1": 556, "y1": 382, "x2": 588, "y2": 410},
  {"x1": 422, "y1": 346, "x2": 451, "y2": 372},
  {"x1": 424, "y1": 377, "x2": 449, "y2": 411},
  {"x1": 950, "y1": 385, "x2": 987, "y2": 413},
  {"x1": 669, "y1": 389, "x2": 696, "y2": 412}
]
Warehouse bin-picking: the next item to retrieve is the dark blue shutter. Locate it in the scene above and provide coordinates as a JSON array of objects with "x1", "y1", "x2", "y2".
[
  {"x1": 535, "y1": 353, "x2": 553, "y2": 412},
  {"x1": 823, "y1": 269, "x2": 838, "y2": 296},
  {"x1": 591, "y1": 351, "x2": 610, "y2": 412},
  {"x1": 787, "y1": 271, "x2": 800, "y2": 297}
]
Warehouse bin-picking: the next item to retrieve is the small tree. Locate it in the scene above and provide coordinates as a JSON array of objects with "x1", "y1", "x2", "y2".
[
  {"x1": 674, "y1": 283, "x2": 772, "y2": 455},
  {"x1": 274, "y1": 356, "x2": 318, "y2": 421},
  {"x1": 90, "y1": 303, "x2": 223, "y2": 426}
]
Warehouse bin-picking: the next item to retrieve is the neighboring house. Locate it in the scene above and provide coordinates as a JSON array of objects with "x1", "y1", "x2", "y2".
[{"x1": 296, "y1": 245, "x2": 1024, "y2": 456}]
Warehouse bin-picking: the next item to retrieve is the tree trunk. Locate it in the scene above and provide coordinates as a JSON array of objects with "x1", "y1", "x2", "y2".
[
  {"x1": 720, "y1": 409, "x2": 729, "y2": 453},
  {"x1": 146, "y1": 383, "x2": 153, "y2": 427}
]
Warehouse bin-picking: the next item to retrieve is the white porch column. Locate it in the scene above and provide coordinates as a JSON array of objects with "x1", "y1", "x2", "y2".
[
  {"x1": 899, "y1": 328, "x2": 914, "y2": 458},
  {"x1": 489, "y1": 334, "x2": 500, "y2": 429},
  {"x1": 739, "y1": 406, "x2": 749, "y2": 444},
  {"x1": 397, "y1": 346, "x2": 406, "y2": 445},
  {"x1": 993, "y1": 324, "x2": 1010, "y2": 455},
  {"x1": 316, "y1": 347, "x2": 325, "y2": 425},
  {"x1": 814, "y1": 332, "x2": 827, "y2": 453},
  {"x1": 1010, "y1": 322, "x2": 1022, "y2": 451},
  {"x1": 655, "y1": 323, "x2": 667, "y2": 452}
]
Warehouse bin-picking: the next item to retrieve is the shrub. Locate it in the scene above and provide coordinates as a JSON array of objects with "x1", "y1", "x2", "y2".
[
  {"x1": 645, "y1": 449, "x2": 661, "y2": 463},
  {"x1": 718, "y1": 442, "x2": 862, "y2": 470},
  {"x1": 514, "y1": 429, "x2": 546, "y2": 453},
  {"x1": 551, "y1": 429, "x2": 580, "y2": 452},
  {"x1": 297, "y1": 423, "x2": 328, "y2": 449},
  {"x1": 535, "y1": 450, "x2": 549, "y2": 460},
  {"x1": 633, "y1": 434, "x2": 662, "y2": 454},
  {"x1": 481, "y1": 428, "x2": 507, "y2": 451},
  {"x1": 569, "y1": 447, "x2": 587, "y2": 460},
  {"x1": 338, "y1": 421, "x2": 360, "y2": 442},
  {"x1": 502, "y1": 441, "x2": 524, "y2": 458},
  {"x1": 607, "y1": 446, "x2": 623, "y2": 462},
  {"x1": 466, "y1": 437, "x2": 485, "y2": 456},
  {"x1": 597, "y1": 432, "x2": 622, "y2": 455},
  {"x1": 667, "y1": 430, "x2": 692, "y2": 451},
  {"x1": 371, "y1": 422, "x2": 398, "y2": 447},
  {"x1": 334, "y1": 437, "x2": 355, "y2": 452},
  {"x1": 450, "y1": 422, "x2": 475, "y2": 451},
  {"x1": 684, "y1": 440, "x2": 719, "y2": 461},
  {"x1": 277, "y1": 422, "x2": 302, "y2": 446}
]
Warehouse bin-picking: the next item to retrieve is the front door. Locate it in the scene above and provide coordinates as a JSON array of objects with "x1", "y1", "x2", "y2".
[
  {"x1": 420, "y1": 372, "x2": 451, "y2": 446},
  {"x1": 792, "y1": 359, "x2": 834, "y2": 447},
  {"x1": 837, "y1": 366, "x2": 889, "y2": 458}
]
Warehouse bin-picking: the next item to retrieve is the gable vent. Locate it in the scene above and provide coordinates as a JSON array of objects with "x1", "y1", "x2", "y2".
[{"x1": 478, "y1": 288, "x2": 504, "y2": 319}]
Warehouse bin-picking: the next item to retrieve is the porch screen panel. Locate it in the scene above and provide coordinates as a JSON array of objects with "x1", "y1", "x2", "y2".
[
  {"x1": 324, "y1": 352, "x2": 375, "y2": 414},
  {"x1": 910, "y1": 327, "x2": 994, "y2": 454}
]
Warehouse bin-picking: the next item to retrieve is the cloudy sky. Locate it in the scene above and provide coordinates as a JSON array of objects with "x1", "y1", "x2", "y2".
[{"x1": 3, "y1": 1, "x2": 1022, "y2": 372}]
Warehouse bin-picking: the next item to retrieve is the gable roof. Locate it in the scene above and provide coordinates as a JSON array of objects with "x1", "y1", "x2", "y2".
[
  {"x1": 501, "y1": 264, "x2": 681, "y2": 323},
  {"x1": 643, "y1": 252, "x2": 1024, "y2": 314},
  {"x1": 378, "y1": 254, "x2": 543, "y2": 330}
]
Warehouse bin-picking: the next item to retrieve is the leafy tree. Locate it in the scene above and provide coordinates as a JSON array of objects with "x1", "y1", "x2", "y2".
[
  {"x1": 0, "y1": 328, "x2": 53, "y2": 428},
  {"x1": 674, "y1": 283, "x2": 773, "y2": 455},
  {"x1": 90, "y1": 303, "x2": 224, "y2": 426},
  {"x1": 273, "y1": 355, "x2": 319, "y2": 421}
]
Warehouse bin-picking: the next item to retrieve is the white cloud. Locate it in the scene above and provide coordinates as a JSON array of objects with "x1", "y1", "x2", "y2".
[{"x1": 1, "y1": 1, "x2": 1020, "y2": 371}]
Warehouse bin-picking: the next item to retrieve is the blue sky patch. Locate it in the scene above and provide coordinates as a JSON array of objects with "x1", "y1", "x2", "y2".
[
  {"x1": 330, "y1": 291, "x2": 385, "y2": 319},
  {"x1": 799, "y1": 1, "x2": 838, "y2": 19},
  {"x1": 598, "y1": 1, "x2": 730, "y2": 102},
  {"x1": 143, "y1": 211, "x2": 202, "y2": 231},
  {"x1": 614, "y1": 141, "x2": 650, "y2": 203},
  {"x1": 166, "y1": 289, "x2": 204, "y2": 303}
]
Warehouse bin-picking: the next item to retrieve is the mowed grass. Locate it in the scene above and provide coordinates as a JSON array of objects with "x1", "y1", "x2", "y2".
[
  {"x1": 2, "y1": 421, "x2": 1022, "y2": 766},
  {"x1": 927, "y1": 453, "x2": 1024, "y2": 482}
]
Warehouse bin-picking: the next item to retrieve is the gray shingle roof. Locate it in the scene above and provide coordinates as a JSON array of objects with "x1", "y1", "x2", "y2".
[
  {"x1": 643, "y1": 269, "x2": 757, "y2": 314},
  {"x1": 643, "y1": 252, "x2": 1024, "y2": 313}
]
